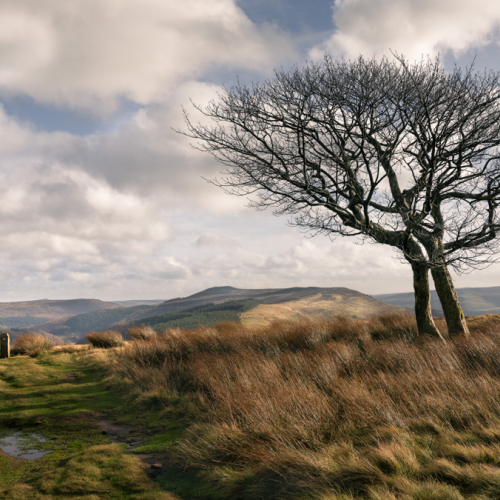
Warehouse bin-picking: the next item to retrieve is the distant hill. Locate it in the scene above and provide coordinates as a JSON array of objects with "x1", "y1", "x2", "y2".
[
  {"x1": 113, "y1": 300, "x2": 165, "y2": 307},
  {"x1": 375, "y1": 285, "x2": 500, "y2": 317},
  {"x1": 240, "y1": 288, "x2": 405, "y2": 327},
  {"x1": 22, "y1": 304, "x2": 155, "y2": 343},
  {"x1": 127, "y1": 299, "x2": 261, "y2": 332},
  {"x1": 0, "y1": 299, "x2": 122, "y2": 329},
  {"x1": 113, "y1": 286, "x2": 405, "y2": 333},
  {"x1": 125, "y1": 286, "x2": 404, "y2": 322},
  {"x1": 9, "y1": 286, "x2": 407, "y2": 343}
]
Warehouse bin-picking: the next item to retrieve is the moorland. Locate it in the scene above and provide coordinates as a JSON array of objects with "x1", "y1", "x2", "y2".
[
  {"x1": 5, "y1": 285, "x2": 500, "y2": 345},
  {"x1": 1, "y1": 286, "x2": 404, "y2": 344},
  {"x1": 3, "y1": 312, "x2": 500, "y2": 498}
]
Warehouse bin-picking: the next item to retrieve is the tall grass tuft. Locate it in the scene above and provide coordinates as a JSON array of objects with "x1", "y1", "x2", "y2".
[
  {"x1": 11, "y1": 333, "x2": 55, "y2": 357},
  {"x1": 86, "y1": 330, "x2": 124, "y2": 348},
  {"x1": 128, "y1": 325, "x2": 156, "y2": 341},
  {"x1": 102, "y1": 313, "x2": 500, "y2": 498}
]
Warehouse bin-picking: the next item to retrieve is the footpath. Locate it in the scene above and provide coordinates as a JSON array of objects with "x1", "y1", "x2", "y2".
[{"x1": 0, "y1": 351, "x2": 182, "y2": 499}]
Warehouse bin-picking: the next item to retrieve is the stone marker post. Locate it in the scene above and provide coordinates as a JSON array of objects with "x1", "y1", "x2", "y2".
[{"x1": 0, "y1": 332, "x2": 9, "y2": 358}]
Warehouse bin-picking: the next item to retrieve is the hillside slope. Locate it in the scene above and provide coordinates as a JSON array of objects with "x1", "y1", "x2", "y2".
[
  {"x1": 375, "y1": 285, "x2": 500, "y2": 317},
  {"x1": 12, "y1": 286, "x2": 407, "y2": 342},
  {"x1": 0, "y1": 299, "x2": 122, "y2": 328},
  {"x1": 122, "y1": 286, "x2": 406, "y2": 331},
  {"x1": 127, "y1": 286, "x2": 403, "y2": 322},
  {"x1": 23, "y1": 305, "x2": 155, "y2": 343},
  {"x1": 241, "y1": 290, "x2": 405, "y2": 327}
]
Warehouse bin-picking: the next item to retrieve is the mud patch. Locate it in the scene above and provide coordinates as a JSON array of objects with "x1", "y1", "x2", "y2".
[
  {"x1": 0, "y1": 432, "x2": 52, "y2": 460},
  {"x1": 97, "y1": 419, "x2": 144, "y2": 449},
  {"x1": 135, "y1": 453, "x2": 171, "y2": 478},
  {"x1": 96, "y1": 420, "x2": 170, "y2": 478}
]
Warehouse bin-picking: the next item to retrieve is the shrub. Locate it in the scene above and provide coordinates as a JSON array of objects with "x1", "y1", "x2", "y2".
[
  {"x1": 128, "y1": 325, "x2": 156, "y2": 341},
  {"x1": 11, "y1": 333, "x2": 55, "y2": 357},
  {"x1": 86, "y1": 330, "x2": 124, "y2": 348}
]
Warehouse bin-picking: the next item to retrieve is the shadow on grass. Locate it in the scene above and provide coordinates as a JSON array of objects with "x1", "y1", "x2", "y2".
[{"x1": 0, "y1": 353, "x2": 178, "y2": 499}]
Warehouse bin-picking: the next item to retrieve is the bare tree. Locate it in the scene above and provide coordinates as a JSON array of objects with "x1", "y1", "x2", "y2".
[{"x1": 182, "y1": 55, "x2": 500, "y2": 338}]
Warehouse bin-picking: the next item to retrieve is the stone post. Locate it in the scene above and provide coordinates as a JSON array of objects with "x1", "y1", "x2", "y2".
[{"x1": 0, "y1": 332, "x2": 10, "y2": 359}]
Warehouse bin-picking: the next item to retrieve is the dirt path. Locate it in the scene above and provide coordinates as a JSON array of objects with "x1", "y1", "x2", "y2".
[{"x1": 0, "y1": 352, "x2": 180, "y2": 499}]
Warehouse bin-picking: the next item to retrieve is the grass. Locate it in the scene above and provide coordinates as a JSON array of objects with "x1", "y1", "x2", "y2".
[
  {"x1": 86, "y1": 330, "x2": 124, "y2": 348},
  {"x1": 5, "y1": 313, "x2": 500, "y2": 498},
  {"x1": 10, "y1": 333, "x2": 56, "y2": 357},
  {"x1": 0, "y1": 351, "x2": 177, "y2": 499},
  {"x1": 99, "y1": 313, "x2": 500, "y2": 499}
]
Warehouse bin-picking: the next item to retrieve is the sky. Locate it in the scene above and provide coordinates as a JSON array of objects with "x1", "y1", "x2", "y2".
[{"x1": 0, "y1": 0, "x2": 500, "y2": 301}]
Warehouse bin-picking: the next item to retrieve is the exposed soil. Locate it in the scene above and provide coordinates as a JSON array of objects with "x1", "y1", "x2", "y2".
[{"x1": 96, "y1": 419, "x2": 169, "y2": 478}]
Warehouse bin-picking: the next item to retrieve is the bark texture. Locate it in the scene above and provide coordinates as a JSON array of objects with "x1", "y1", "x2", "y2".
[
  {"x1": 411, "y1": 263, "x2": 444, "y2": 340},
  {"x1": 431, "y1": 265, "x2": 470, "y2": 338}
]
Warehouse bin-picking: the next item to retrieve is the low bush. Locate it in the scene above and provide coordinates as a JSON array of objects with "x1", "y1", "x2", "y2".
[
  {"x1": 11, "y1": 333, "x2": 55, "y2": 357},
  {"x1": 86, "y1": 330, "x2": 124, "y2": 348}
]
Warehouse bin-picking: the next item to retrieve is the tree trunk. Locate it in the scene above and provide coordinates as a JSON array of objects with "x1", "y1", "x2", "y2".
[
  {"x1": 411, "y1": 262, "x2": 444, "y2": 340},
  {"x1": 431, "y1": 264, "x2": 469, "y2": 338}
]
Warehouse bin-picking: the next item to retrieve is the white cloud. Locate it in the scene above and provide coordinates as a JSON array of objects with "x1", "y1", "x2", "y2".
[
  {"x1": 0, "y1": 0, "x2": 293, "y2": 114},
  {"x1": 312, "y1": 0, "x2": 500, "y2": 60},
  {"x1": 0, "y1": 0, "x2": 499, "y2": 302},
  {"x1": 195, "y1": 233, "x2": 241, "y2": 248}
]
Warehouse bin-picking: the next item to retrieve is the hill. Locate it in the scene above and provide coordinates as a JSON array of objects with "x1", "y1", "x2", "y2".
[
  {"x1": 375, "y1": 285, "x2": 500, "y2": 317},
  {"x1": 240, "y1": 290, "x2": 405, "y2": 327},
  {"x1": 10, "y1": 286, "x2": 406, "y2": 343},
  {"x1": 127, "y1": 299, "x2": 261, "y2": 332},
  {"x1": 113, "y1": 299, "x2": 165, "y2": 307},
  {"x1": 125, "y1": 286, "x2": 405, "y2": 323},
  {"x1": 14, "y1": 304, "x2": 155, "y2": 344},
  {"x1": 0, "y1": 298, "x2": 122, "y2": 329}
]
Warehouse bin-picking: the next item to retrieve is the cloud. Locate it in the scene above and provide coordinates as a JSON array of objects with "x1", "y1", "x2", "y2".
[
  {"x1": 195, "y1": 233, "x2": 241, "y2": 248},
  {"x1": 0, "y1": 0, "x2": 293, "y2": 114},
  {"x1": 70, "y1": 81, "x2": 237, "y2": 209},
  {"x1": 311, "y1": 0, "x2": 500, "y2": 60},
  {"x1": 189, "y1": 236, "x2": 409, "y2": 290}
]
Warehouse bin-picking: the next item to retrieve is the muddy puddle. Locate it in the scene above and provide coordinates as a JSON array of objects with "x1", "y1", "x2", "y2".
[{"x1": 0, "y1": 432, "x2": 52, "y2": 460}]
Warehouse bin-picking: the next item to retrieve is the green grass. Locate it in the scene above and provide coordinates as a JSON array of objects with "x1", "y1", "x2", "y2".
[
  {"x1": 7, "y1": 315, "x2": 500, "y2": 499},
  {"x1": 0, "y1": 352, "x2": 177, "y2": 499}
]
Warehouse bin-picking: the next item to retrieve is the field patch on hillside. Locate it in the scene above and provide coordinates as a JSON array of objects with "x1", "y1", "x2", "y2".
[{"x1": 241, "y1": 292, "x2": 404, "y2": 327}]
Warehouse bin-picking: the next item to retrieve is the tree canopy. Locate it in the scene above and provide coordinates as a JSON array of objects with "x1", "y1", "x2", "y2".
[{"x1": 183, "y1": 55, "x2": 500, "y2": 337}]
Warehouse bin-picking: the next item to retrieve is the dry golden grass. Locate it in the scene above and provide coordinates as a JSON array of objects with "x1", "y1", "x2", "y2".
[
  {"x1": 240, "y1": 293, "x2": 405, "y2": 327},
  {"x1": 128, "y1": 325, "x2": 157, "y2": 341},
  {"x1": 105, "y1": 313, "x2": 500, "y2": 499},
  {"x1": 86, "y1": 330, "x2": 124, "y2": 348},
  {"x1": 11, "y1": 333, "x2": 55, "y2": 357},
  {"x1": 53, "y1": 343, "x2": 92, "y2": 353}
]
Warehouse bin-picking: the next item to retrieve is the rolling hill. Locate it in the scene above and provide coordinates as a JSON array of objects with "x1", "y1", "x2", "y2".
[
  {"x1": 21, "y1": 304, "x2": 155, "y2": 343},
  {"x1": 0, "y1": 299, "x2": 123, "y2": 329},
  {"x1": 375, "y1": 285, "x2": 500, "y2": 317},
  {"x1": 13, "y1": 286, "x2": 406, "y2": 343},
  {"x1": 124, "y1": 286, "x2": 405, "y2": 322},
  {"x1": 240, "y1": 290, "x2": 404, "y2": 327}
]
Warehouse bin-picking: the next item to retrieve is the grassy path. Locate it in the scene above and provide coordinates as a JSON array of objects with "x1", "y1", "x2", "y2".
[{"x1": 0, "y1": 350, "x2": 179, "y2": 499}]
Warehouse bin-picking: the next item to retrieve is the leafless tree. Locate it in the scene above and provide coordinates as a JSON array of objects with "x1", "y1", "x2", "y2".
[{"x1": 182, "y1": 55, "x2": 500, "y2": 338}]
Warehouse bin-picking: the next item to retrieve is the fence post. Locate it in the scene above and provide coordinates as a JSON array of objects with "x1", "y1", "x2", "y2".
[{"x1": 0, "y1": 332, "x2": 10, "y2": 358}]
